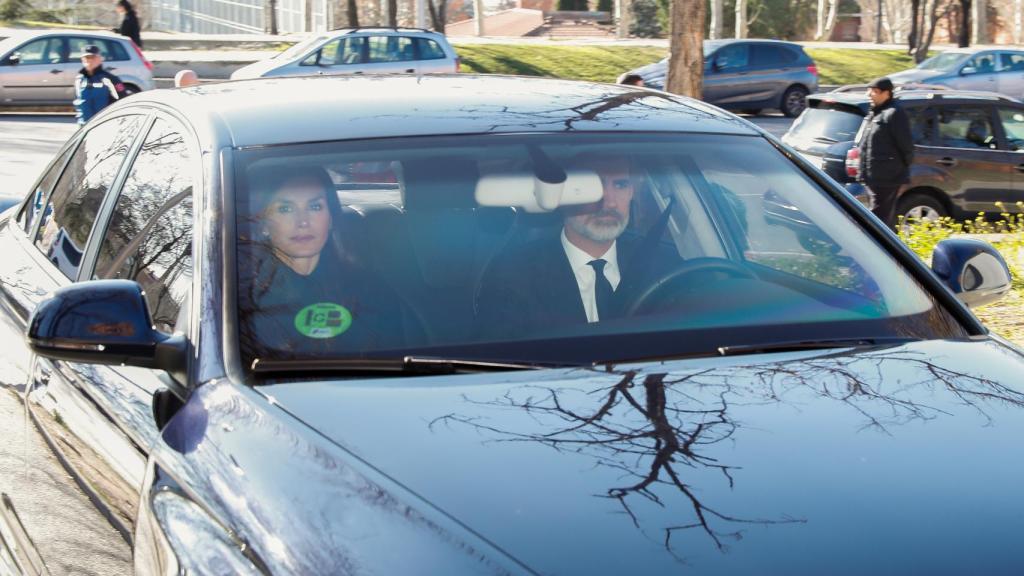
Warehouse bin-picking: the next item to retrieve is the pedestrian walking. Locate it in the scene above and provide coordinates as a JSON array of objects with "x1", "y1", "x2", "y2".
[
  {"x1": 174, "y1": 69, "x2": 200, "y2": 88},
  {"x1": 74, "y1": 45, "x2": 127, "y2": 125},
  {"x1": 858, "y1": 77, "x2": 914, "y2": 227},
  {"x1": 113, "y1": 0, "x2": 143, "y2": 48}
]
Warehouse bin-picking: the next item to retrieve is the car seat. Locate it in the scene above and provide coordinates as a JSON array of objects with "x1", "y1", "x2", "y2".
[{"x1": 965, "y1": 118, "x2": 992, "y2": 148}]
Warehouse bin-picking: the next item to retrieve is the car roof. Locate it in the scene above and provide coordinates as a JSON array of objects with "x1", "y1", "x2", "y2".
[
  {"x1": 125, "y1": 75, "x2": 761, "y2": 148},
  {"x1": 705, "y1": 38, "x2": 801, "y2": 48},
  {"x1": 809, "y1": 88, "x2": 1022, "y2": 105}
]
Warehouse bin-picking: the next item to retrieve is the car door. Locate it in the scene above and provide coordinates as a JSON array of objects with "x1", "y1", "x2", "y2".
[
  {"x1": 746, "y1": 44, "x2": 793, "y2": 103},
  {"x1": 997, "y1": 51, "x2": 1024, "y2": 99},
  {"x1": 310, "y1": 35, "x2": 367, "y2": 76},
  {"x1": 703, "y1": 43, "x2": 751, "y2": 107},
  {"x1": 914, "y1": 105, "x2": 1017, "y2": 213},
  {"x1": 994, "y1": 105, "x2": 1024, "y2": 212},
  {"x1": 0, "y1": 36, "x2": 70, "y2": 105},
  {"x1": 946, "y1": 52, "x2": 1000, "y2": 92}
]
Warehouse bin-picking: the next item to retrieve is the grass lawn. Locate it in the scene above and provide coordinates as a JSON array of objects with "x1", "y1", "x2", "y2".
[
  {"x1": 804, "y1": 48, "x2": 922, "y2": 86},
  {"x1": 456, "y1": 44, "x2": 666, "y2": 83}
]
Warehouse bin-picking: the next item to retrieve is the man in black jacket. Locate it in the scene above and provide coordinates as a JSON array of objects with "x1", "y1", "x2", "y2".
[{"x1": 858, "y1": 77, "x2": 915, "y2": 227}]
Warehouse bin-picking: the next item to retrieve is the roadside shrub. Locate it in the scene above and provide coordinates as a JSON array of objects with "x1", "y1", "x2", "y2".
[
  {"x1": 629, "y1": 0, "x2": 662, "y2": 38},
  {"x1": 0, "y1": 0, "x2": 30, "y2": 21}
]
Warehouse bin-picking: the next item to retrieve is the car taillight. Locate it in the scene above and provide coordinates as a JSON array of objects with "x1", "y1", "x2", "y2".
[
  {"x1": 807, "y1": 65, "x2": 818, "y2": 76},
  {"x1": 131, "y1": 41, "x2": 153, "y2": 72},
  {"x1": 845, "y1": 147, "x2": 860, "y2": 179},
  {"x1": 455, "y1": 57, "x2": 461, "y2": 73}
]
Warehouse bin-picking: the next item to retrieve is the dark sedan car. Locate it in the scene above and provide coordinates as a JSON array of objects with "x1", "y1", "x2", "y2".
[
  {"x1": 783, "y1": 89, "x2": 1024, "y2": 222},
  {"x1": 627, "y1": 39, "x2": 819, "y2": 117},
  {"x1": 0, "y1": 75, "x2": 1019, "y2": 575}
]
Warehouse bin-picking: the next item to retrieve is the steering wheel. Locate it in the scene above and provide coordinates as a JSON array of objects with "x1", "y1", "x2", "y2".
[{"x1": 622, "y1": 257, "x2": 756, "y2": 317}]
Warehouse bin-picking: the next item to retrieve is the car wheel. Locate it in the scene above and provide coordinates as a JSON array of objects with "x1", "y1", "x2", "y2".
[
  {"x1": 781, "y1": 86, "x2": 809, "y2": 118},
  {"x1": 896, "y1": 193, "x2": 947, "y2": 229},
  {"x1": 739, "y1": 109, "x2": 762, "y2": 116}
]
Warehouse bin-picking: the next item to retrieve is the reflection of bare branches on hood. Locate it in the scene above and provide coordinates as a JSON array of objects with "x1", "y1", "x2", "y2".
[{"x1": 431, "y1": 369, "x2": 802, "y2": 560}]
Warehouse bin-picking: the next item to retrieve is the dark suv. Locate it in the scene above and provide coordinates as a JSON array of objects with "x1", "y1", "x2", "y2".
[
  {"x1": 783, "y1": 89, "x2": 1024, "y2": 222},
  {"x1": 626, "y1": 39, "x2": 819, "y2": 117}
]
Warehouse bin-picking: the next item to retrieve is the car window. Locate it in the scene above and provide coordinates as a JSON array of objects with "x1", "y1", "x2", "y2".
[
  {"x1": 414, "y1": 38, "x2": 447, "y2": 60},
  {"x1": 93, "y1": 118, "x2": 194, "y2": 333},
  {"x1": 67, "y1": 37, "x2": 128, "y2": 62},
  {"x1": 714, "y1": 44, "x2": 748, "y2": 70},
  {"x1": 935, "y1": 107, "x2": 996, "y2": 149},
  {"x1": 787, "y1": 106, "x2": 863, "y2": 142},
  {"x1": 1000, "y1": 52, "x2": 1024, "y2": 72},
  {"x1": 10, "y1": 37, "x2": 65, "y2": 65},
  {"x1": 35, "y1": 115, "x2": 144, "y2": 280},
  {"x1": 311, "y1": 36, "x2": 365, "y2": 66},
  {"x1": 904, "y1": 106, "x2": 934, "y2": 145},
  {"x1": 751, "y1": 45, "x2": 797, "y2": 67},
  {"x1": 997, "y1": 107, "x2": 1024, "y2": 151},
  {"x1": 367, "y1": 36, "x2": 415, "y2": 63},
  {"x1": 20, "y1": 142, "x2": 78, "y2": 235},
  {"x1": 966, "y1": 53, "x2": 997, "y2": 74},
  {"x1": 233, "y1": 133, "x2": 965, "y2": 371}
]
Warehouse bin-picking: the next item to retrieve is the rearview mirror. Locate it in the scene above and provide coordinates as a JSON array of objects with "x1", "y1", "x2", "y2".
[
  {"x1": 960, "y1": 66, "x2": 977, "y2": 76},
  {"x1": 28, "y1": 280, "x2": 186, "y2": 376},
  {"x1": 475, "y1": 170, "x2": 604, "y2": 212},
  {"x1": 931, "y1": 238, "x2": 1012, "y2": 307}
]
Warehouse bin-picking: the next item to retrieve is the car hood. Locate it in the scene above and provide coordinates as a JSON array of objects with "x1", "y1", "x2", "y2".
[
  {"x1": 263, "y1": 338, "x2": 1024, "y2": 575},
  {"x1": 229, "y1": 59, "x2": 282, "y2": 80},
  {"x1": 887, "y1": 67, "x2": 946, "y2": 83}
]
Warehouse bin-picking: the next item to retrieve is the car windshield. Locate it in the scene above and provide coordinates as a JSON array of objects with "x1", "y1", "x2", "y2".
[
  {"x1": 274, "y1": 36, "x2": 326, "y2": 60},
  {"x1": 918, "y1": 52, "x2": 969, "y2": 71},
  {"x1": 232, "y1": 133, "x2": 965, "y2": 372},
  {"x1": 788, "y1": 106, "x2": 864, "y2": 142}
]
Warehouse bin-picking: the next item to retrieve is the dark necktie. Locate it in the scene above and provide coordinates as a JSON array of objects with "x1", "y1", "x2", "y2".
[{"x1": 588, "y1": 259, "x2": 614, "y2": 321}]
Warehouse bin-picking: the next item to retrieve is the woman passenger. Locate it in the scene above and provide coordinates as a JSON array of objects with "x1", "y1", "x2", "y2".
[{"x1": 238, "y1": 166, "x2": 405, "y2": 362}]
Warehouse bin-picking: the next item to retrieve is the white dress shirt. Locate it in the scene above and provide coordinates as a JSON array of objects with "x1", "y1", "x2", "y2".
[{"x1": 561, "y1": 229, "x2": 621, "y2": 323}]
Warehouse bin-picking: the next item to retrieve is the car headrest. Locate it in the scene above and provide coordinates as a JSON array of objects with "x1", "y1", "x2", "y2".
[{"x1": 400, "y1": 157, "x2": 480, "y2": 211}]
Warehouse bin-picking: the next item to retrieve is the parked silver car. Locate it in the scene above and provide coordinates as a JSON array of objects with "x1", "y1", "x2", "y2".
[
  {"x1": 888, "y1": 48, "x2": 1024, "y2": 99},
  {"x1": 0, "y1": 30, "x2": 154, "y2": 106},
  {"x1": 230, "y1": 27, "x2": 460, "y2": 80}
]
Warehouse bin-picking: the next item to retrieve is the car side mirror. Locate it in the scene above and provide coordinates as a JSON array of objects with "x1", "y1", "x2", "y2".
[
  {"x1": 6, "y1": 53, "x2": 20, "y2": 66},
  {"x1": 931, "y1": 238, "x2": 1012, "y2": 308},
  {"x1": 960, "y1": 66, "x2": 977, "y2": 76},
  {"x1": 28, "y1": 280, "x2": 186, "y2": 378}
]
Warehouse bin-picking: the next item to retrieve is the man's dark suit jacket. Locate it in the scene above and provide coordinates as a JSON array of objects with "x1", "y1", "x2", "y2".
[{"x1": 474, "y1": 230, "x2": 676, "y2": 340}]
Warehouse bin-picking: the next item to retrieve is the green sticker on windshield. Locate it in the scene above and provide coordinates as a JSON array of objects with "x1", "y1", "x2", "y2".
[{"x1": 295, "y1": 303, "x2": 352, "y2": 339}]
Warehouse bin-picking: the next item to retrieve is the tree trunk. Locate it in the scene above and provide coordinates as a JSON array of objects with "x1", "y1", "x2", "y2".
[
  {"x1": 710, "y1": 0, "x2": 723, "y2": 39},
  {"x1": 816, "y1": 0, "x2": 839, "y2": 40},
  {"x1": 914, "y1": 0, "x2": 949, "y2": 63},
  {"x1": 267, "y1": 0, "x2": 279, "y2": 34},
  {"x1": 815, "y1": 0, "x2": 825, "y2": 39},
  {"x1": 666, "y1": 0, "x2": 704, "y2": 98},
  {"x1": 734, "y1": 0, "x2": 747, "y2": 38},
  {"x1": 388, "y1": 0, "x2": 397, "y2": 26},
  {"x1": 1016, "y1": 0, "x2": 1023, "y2": 44},
  {"x1": 958, "y1": 0, "x2": 970, "y2": 46},
  {"x1": 971, "y1": 0, "x2": 985, "y2": 44},
  {"x1": 908, "y1": 0, "x2": 920, "y2": 52},
  {"x1": 427, "y1": 0, "x2": 446, "y2": 31},
  {"x1": 347, "y1": 0, "x2": 359, "y2": 27},
  {"x1": 473, "y1": 0, "x2": 484, "y2": 35}
]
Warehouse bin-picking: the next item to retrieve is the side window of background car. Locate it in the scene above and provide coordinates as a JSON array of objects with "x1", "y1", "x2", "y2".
[
  {"x1": 93, "y1": 118, "x2": 194, "y2": 334},
  {"x1": 935, "y1": 107, "x2": 996, "y2": 149},
  {"x1": 367, "y1": 36, "x2": 414, "y2": 63},
  {"x1": 19, "y1": 142, "x2": 77, "y2": 234},
  {"x1": 1000, "y1": 53, "x2": 1024, "y2": 72},
  {"x1": 34, "y1": 115, "x2": 143, "y2": 280},
  {"x1": 997, "y1": 108, "x2": 1024, "y2": 151},
  {"x1": 751, "y1": 46, "x2": 796, "y2": 68},
  {"x1": 714, "y1": 44, "x2": 749, "y2": 71},
  {"x1": 904, "y1": 107, "x2": 935, "y2": 145},
  {"x1": 315, "y1": 36, "x2": 365, "y2": 66},
  {"x1": 6, "y1": 37, "x2": 64, "y2": 65},
  {"x1": 414, "y1": 38, "x2": 446, "y2": 60},
  {"x1": 965, "y1": 53, "x2": 997, "y2": 74},
  {"x1": 68, "y1": 37, "x2": 129, "y2": 62}
]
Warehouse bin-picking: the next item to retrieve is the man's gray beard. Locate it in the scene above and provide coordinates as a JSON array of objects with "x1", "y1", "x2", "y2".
[{"x1": 566, "y1": 212, "x2": 629, "y2": 243}]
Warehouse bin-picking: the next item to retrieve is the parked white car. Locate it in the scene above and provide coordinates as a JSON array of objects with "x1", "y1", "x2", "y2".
[{"x1": 231, "y1": 27, "x2": 460, "y2": 80}]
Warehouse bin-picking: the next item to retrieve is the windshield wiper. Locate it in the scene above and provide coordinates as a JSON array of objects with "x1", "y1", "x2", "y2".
[
  {"x1": 251, "y1": 356, "x2": 554, "y2": 376},
  {"x1": 716, "y1": 337, "x2": 919, "y2": 357},
  {"x1": 812, "y1": 136, "x2": 839, "y2": 144}
]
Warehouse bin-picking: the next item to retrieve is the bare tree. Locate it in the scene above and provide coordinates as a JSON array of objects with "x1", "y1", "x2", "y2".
[
  {"x1": 912, "y1": 0, "x2": 954, "y2": 62},
  {"x1": 971, "y1": 0, "x2": 986, "y2": 43},
  {"x1": 710, "y1": 0, "x2": 724, "y2": 39},
  {"x1": 388, "y1": 0, "x2": 397, "y2": 25},
  {"x1": 815, "y1": 0, "x2": 840, "y2": 39},
  {"x1": 908, "y1": 0, "x2": 921, "y2": 53},
  {"x1": 347, "y1": 0, "x2": 360, "y2": 26},
  {"x1": 957, "y1": 0, "x2": 971, "y2": 46},
  {"x1": 427, "y1": 0, "x2": 446, "y2": 31},
  {"x1": 666, "y1": 0, "x2": 704, "y2": 98},
  {"x1": 735, "y1": 0, "x2": 748, "y2": 38}
]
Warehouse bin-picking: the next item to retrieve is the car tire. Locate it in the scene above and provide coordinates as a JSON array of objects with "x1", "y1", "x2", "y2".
[
  {"x1": 781, "y1": 86, "x2": 809, "y2": 118},
  {"x1": 896, "y1": 192, "x2": 947, "y2": 225},
  {"x1": 739, "y1": 109, "x2": 762, "y2": 116}
]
